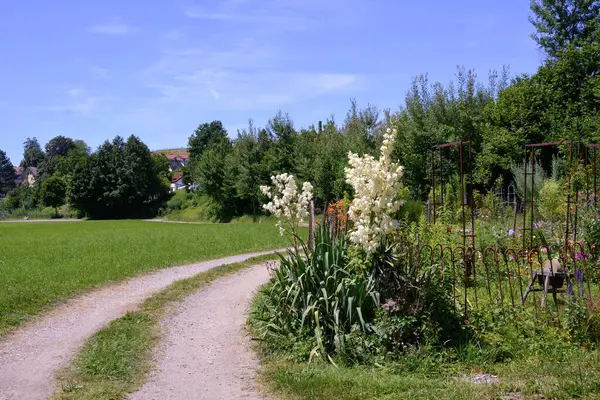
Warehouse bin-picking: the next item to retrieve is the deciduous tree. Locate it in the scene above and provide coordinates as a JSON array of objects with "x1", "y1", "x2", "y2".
[{"x1": 41, "y1": 176, "x2": 66, "y2": 215}]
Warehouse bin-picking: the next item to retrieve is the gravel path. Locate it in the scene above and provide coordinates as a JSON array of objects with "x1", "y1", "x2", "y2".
[
  {"x1": 0, "y1": 251, "x2": 280, "y2": 400},
  {"x1": 130, "y1": 263, "x2": 272, "y2": 400}
]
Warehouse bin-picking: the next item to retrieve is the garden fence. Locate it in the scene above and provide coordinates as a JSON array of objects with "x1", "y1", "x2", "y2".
[{"x1": 419, "y1": 240, "x2": 599, "y2": 318}]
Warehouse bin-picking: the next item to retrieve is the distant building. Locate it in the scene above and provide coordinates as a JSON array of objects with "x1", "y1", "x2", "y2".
[
  {"x1": 166, "y1": 154, "x2": 189, "y2": 172},
  {"x1": 171, "y1": 171, "x2": 186, "y2": 192},
  {"x1": 14, "y1": 166, "x2": 37, "y2": 187}
]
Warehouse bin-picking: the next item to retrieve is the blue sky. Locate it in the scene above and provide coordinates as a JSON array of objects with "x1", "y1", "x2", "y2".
[{"x1": 0, "y1": 0, "x2": 542, "y2": 164}]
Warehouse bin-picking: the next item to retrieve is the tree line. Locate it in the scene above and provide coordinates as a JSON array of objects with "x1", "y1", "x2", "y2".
[
  {"x1": 1, "y1": 0, "x2": 598, "y2": 220},
  {"x1": 0, "y1": 135, "x2": 171, "y2": 218}
]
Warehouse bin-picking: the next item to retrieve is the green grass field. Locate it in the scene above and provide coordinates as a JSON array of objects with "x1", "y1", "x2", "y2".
[{"x1": 0, "y1": 220, "x2": 289, "y2": 334}]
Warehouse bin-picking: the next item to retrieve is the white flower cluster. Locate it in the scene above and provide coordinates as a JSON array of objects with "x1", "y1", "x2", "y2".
[
  {"x1": 345, "y1": 128, "x2": 404, "y2": 252},
  {"x1": 260, "y1": 173, "x2": 313, "y2": 236}
]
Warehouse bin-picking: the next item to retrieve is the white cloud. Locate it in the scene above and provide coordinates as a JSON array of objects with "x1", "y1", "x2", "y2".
[
  {"x1": 89, "y1": 20, "x2": 133, "y2": 35},
  {"x1": 308, "y1": 74, "x2": 358, "y2": 93},
  {"x1": 67, "y1": 88, "x2": 83, "y2": 97},
  {"x1": 131, "y1": 1, "x2": 365, "y2": 117},
  {"x1": 181, "y1": 1, "x2": 346, "y2": 30},
  {"x1": 40, "y1": 88, "x2": 105, "y2": 117},
  {"x1": 144, "y1": 64, "x2": 360, "y2": 111},
  {"x1": 91, "y1": 66, "x2": 110, "y2": 80},
  {"x1": 184, "y1": 7, "x2": 300, "y2": 27},
  {"x1": 164, "y1": 30, "x2": 184, "y2": 41},
  {"x1": 209, "y1": 88, "x2": 221, "y2": 100},
  {"x1": 41, "y1": 97, "x2": 102, "y2": 117}
]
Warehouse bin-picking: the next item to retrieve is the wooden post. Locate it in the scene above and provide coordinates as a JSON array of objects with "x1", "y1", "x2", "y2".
[
  {"x1": 308, "y1": 200, "x2": 315, "y2": 250},
  {"x1": 427, "y1": 200, "x2": 431, "y2": 224}
]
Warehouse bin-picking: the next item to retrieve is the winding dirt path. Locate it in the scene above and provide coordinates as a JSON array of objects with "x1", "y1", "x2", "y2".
[
  {"x1": 0, "y1": 251, "x2": 279, "y2": 400},
  {"x1": 130, "y1": 263, "x2": 272, "y2": 400}
]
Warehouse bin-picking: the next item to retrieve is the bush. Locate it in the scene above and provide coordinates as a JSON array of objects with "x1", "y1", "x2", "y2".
[
  {"x1": 194, "y1": 195, "x2": 223, "y2": 221},
  {"x1": 538, "y1": 179, "x2": 566, "y2": 224},
  {"x1": 41, "y1": 176, "x2": 67, "y2": 214},
  {"x1": 163, "y1": 193, "x2": 224, "y2": 222},
  {"x1": 165, "y1": 191, "x2": 190, "y2": 212},
  {"x1": 371, "y1": 240, "x2": 466, "y2": 352},
  {"x1": 398, "y1": 199, "x2": 424, "y2": 223}
]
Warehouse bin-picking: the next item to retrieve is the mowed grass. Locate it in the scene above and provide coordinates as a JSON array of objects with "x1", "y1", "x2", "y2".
[{"x1": 0, "y1": 220, "x2": 289, "y2": 334}]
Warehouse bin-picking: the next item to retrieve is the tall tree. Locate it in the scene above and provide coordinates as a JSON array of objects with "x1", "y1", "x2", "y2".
[
  {"x1": 188, "y1": 121, "x2": 229, "y2": 161},
  {"x1": 45, "y1": 136, "x2": 76, "y2": 159},
  {"x1": 0, "y1": 150, "x2": 16, "y2": 196},
  {"x1": 266, "y1": 111, "x2": 296, "y2": 173},
  {"x1": 21, "y1": 137, "x2": 45, "y2": 168},
  {"x1": 192, "y1": 136, "x2": 234, "y2": 218},
  {"x1": 530, "y1": 0, "x2": 600, "y2": 58}
]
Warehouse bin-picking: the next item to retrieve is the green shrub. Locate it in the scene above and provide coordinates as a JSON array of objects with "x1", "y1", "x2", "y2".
[
  {"x1": 195, "y1": 195, "x2": 223, "y2": 221},
  {"x1": 563, "y1": 297, "x2": 600, "y2": 344},
  {"x1": 539, "y1": 179, "x2": 566, "y2": 225},
  {"x1": 480, "y1": 191, "x2": 502, "y2": 220},
  {"x1": 371, "y1": 240, "x2": 466, "y2": 352},
  {"x1": 165, "y1": 191, "x2": 190, "y2": 212},
  {"x1": 398, "y1": 199, "x2": 424, "y2": 223},
  {"x1": 163, "y1": 194, "x2": 223, "y2": 222}
]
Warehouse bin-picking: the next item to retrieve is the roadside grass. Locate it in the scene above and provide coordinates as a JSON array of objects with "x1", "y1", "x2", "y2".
[
  {"x1": 52, "y1": 254, "x2": 280, "y2": 400},
  {"x1": 0, "y1": 220, "x2": 291, "y2": 335},
  {"x1": 250, "y1": 289, "x2": 600, "y2": 400}
]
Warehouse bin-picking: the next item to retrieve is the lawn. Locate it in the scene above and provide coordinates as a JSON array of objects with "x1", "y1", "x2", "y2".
[{"x1": 0, "y1": 220, "x2": 289, "y2": 334}]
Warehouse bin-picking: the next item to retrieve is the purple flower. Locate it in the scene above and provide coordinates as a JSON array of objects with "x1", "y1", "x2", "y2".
[
  {"x1": 533, "y1": 223, "x2": 540, "y2": 229},
  {"x1": 575, "y1": 252, "x2": 587, "y2": 261},
  {"x1": 508, "y1": 229, "x2": 515, "y2": 237}
]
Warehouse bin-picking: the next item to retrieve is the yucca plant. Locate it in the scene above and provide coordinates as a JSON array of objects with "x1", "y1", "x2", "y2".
[{"x1": 256, "y1": 223, "x2": 379, "y2": 361}]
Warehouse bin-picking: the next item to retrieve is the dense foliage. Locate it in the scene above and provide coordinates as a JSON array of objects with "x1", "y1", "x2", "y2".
[
  {"x1": 70, "y1": 136, "x2": 170, "y2": 219},
  {"x1": 41, "y1": 176, "x2": 66, "y2": 215}
]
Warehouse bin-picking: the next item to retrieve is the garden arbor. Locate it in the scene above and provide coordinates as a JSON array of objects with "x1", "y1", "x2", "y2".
[{"x1": 430, "y1": 141, "x2": 476, "y2": 248}]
